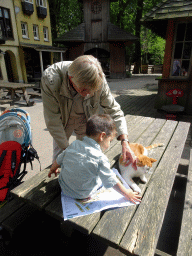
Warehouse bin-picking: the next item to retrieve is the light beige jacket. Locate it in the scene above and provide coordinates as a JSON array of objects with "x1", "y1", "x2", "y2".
[{"x1": 41, "y1": 61, "x2": 128, "y2": 149}]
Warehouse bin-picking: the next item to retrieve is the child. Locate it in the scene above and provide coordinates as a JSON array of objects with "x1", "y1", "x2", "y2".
[{"x1": 48, "y1": 114, "x2": 141, "y2": 204}]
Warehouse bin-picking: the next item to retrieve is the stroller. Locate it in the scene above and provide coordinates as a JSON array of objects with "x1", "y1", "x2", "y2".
[{"x1": 0, "y1": 108, "x2": 40, "y2": 202}]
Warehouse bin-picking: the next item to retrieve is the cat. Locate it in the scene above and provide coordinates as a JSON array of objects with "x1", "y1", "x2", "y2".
[{"x1": 119, "y1": 143, "x2": 164, "y2": 193}]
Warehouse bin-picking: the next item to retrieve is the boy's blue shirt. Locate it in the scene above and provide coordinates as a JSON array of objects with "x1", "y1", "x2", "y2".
[{"x1": 57, "y1": 136, "x2": 118, "y2": 199}]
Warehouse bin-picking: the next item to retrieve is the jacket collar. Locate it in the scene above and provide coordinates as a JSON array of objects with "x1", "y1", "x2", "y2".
[{"x1": 59, "y1": 72, "x2": 73, "y2": 99}]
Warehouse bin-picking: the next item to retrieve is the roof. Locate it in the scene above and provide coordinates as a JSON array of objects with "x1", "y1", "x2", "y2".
[
  {"x1": 20, "y1": 43, "x2": 66, "y2": 52},
  {"x1": 141, "y1": 0, "x2": 192, "y2": 38},
  {"x1": 107, "y1": 22, "x2": 138, "y2": 41},
  {"x1": 77, "y1": 0, "x2": 118, "y2": 2},
  {"x1": 55, "y1": 23, "x2": 85, "y2": 43},
  {"x1": 55, "y1": 22, "x2": 138, "y2": 43}
]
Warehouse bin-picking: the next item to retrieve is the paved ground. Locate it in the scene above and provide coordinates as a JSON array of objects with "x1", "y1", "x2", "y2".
[{"x1": 0, "y1": 75, "x2": 191, "y2": 255}]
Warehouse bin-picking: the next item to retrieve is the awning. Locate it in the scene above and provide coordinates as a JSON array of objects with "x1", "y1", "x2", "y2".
[{"x1": 20, "y1": 43, "x2": 66, "y2": 52}]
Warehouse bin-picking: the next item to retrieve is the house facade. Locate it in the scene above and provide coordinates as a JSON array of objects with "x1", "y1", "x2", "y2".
[
  {"x1": 0, "y1": 0, "x2": 65, "y2": 84},
  {"x1": 142, "y1": 0, "x2": 192, "y2": 114},
  {"x1": 0, "y1": 0, "x2": 22, "y2": 82}
]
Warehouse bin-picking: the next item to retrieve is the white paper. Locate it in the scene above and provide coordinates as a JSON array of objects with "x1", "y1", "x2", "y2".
[{"x1": 61, "y1": 168, "x2": 139, "y2": 221}]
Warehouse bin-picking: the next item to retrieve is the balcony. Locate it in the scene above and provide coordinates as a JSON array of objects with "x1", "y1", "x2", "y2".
[
  {"x1": 21, "y1": 2, "x2": 34, "y2": 15},
  {"x1": 36, "y1": 6, "x2": 47, "y2": 19}
]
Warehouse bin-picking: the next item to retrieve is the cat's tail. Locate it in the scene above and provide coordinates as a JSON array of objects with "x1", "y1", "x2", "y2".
[{"x1": 145, "y1": 143, "x2": 164, "y2": 150}]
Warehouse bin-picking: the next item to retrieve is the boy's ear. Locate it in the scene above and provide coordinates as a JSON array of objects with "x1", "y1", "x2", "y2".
[{"x1": 98, "y1": 132, "x2": 106, "y2": 142}]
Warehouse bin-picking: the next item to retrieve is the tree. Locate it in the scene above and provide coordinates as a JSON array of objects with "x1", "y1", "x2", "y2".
[
  {"x1": 133, "y1": 0, "x2": 144, "y2": 73},
  {"x1": 141, "y1": 28, "x2": 165, "y2": 65},
  {"x1": 110, "y1": 0, "x2": 165, "y2": 73},
  {"x1": 49, "y1": 0, "x2": 83, "y2": 46},
  {"x1": 49, "y1": 0, "x2": 165, "y2": 70}
]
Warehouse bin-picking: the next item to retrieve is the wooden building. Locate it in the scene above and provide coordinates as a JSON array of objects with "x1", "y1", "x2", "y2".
[
  {"x1": 142, "y1": 0, "x2": 192, "y2": 114},
  {"x1": 56, "y1": 0, "x2": 138, "y2": 78}
]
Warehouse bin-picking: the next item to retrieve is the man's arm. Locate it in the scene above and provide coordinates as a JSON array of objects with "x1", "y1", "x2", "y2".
[{"x1": 41, "y1": 76, "x2": 69, "y2": 150}]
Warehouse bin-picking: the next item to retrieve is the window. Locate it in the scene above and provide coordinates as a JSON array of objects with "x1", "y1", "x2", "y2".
[
  {"x1": 171, "y1": 22, "x2": 192, "y2": 77},
  {"x1": 36, "y1": 0, "x2": 47, "y2": 8},
  {"x1": 0, "y1": 7, "x2": 13, "y2": 39},
  {"x1": 43, "y1": 26, "x2": 48, "y2": 41},
  {"x1": 21, "y1": 22, "x2": 28, "y2": 38},
  {"x1": 21, "y1": 0, "x2": 34, "y2": 15},
  {"x1": 33, "y1": 25, "x2": 39, "y2": 40}
]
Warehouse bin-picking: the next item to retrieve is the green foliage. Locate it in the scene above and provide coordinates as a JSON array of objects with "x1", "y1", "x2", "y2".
[
  {"x1": 141, "y1": 27, "x2": 165, "y2": 65},
  {"x1": 49, "y1": 0, "x2": 83, "y2": 44},
  {"x1": 50, "y1": 0, "x2": 166, "y2": 66},
  {"x1": 110, "y1": 0, "x2": 165, "y2": 65},
  {"x1": 110, "y1": 0, "x2": 137, "y2": 34},
  {"x1": 57, "y1": 0, "x2": 83, "y2": 35}
]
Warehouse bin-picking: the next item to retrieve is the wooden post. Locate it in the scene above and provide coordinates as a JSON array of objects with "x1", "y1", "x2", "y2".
[{"x1": 39, "y1": 51, "x2": 44, "y2": 75}]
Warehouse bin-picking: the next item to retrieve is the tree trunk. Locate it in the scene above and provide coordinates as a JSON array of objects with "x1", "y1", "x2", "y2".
[
  {"x1": 133, "y1": 0, "x2": 144, "y2": 74},
  {"x1": 48, "y1": 0, "x2": 62, "y2": 46}
]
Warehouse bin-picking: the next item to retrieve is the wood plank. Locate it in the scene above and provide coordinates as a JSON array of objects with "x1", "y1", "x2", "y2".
[
  {"x1": 2, "y1": 204, "x2": 36, "y2": 236},
  {"x1": 0, "y1": 198, "x2": 25, "y2": 224},
  {"x1": 11, "y1": 165, "x2": 51, "y2": 198},
  {"x1": 105, "y1": 115, "x2": 145, "y2": 153},
  {"x1": 155, "y1": 249, "x2": 172, "y2": 256},
  {"x1": 24, "y1": 175, "x2": 61, "y2": 210},
  {"x1": 119, "y1": 121, "x2": 190, "y2": 256},
  {"x1": 11, "y1": 165, "x2": 61, "y2": 210},
  {"x1": 177, "y1": 149, "x2": 192, "y2": 256},
  {"x1": 68, "y1": 212, "x2": 102, "y2": 235},
  {"x1": 0, "y1": 83, "x2": 35, "y2": 89},
  {"x1": 45, "y1": 195, "x2": 63, "y2": 221},
  {"x1": 45, "y1": 194, "x2": 102, "y2": 235},
  {"x1": 92, "y1": 120, "x2": 177, "y2": 248}
]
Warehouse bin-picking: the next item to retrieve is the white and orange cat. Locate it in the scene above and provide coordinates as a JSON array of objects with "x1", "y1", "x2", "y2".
[{"x1": 119, "y1": 143, "x2": 164, "y2": 193}]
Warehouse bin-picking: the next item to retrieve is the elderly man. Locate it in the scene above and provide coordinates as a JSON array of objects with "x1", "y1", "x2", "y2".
[{"x1": 41, "y1": 55, "x2": 137, "y2": 169}]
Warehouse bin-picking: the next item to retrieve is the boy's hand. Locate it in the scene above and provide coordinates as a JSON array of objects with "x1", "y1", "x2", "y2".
[
  {"x1": 48, "y1": 168, "x2": 60, "y2": 178},
  {"x1": 48, "y1": 161, "x2": 61, "y2": 178},
  {"x1": 125, "y1": 189, "x2": 142, "y2": 204},
  {"x1": 113, "y1": 182, "x2": 142, "y2": 204}
]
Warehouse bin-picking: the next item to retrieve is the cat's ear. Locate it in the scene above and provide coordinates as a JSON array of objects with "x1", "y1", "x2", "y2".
[{"x1": 150, "y1": 158, "x2": 157, "y2": 163}]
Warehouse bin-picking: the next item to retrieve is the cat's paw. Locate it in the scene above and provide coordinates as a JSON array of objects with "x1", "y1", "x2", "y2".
[{"x1": 140, "y1": 176, "x2": 147, "y2": 183}]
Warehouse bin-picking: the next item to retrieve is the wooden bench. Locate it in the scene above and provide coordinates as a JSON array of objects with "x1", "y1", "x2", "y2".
[
  {"x1": 0, "y1": 198, "x2": 36, "y2": 240},
  {"x1": 0, "y1": 82, "x2": 35, "y2": 106},
  {"x1": 11, "y1": 116, "x2": 190, "y2": 255},
  {"x1": 176, "y1": 149, "x2": 192, "y2": 255}
]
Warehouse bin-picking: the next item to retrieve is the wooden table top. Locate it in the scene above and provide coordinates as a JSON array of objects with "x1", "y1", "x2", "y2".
[
  {"x1": 0, "y1": 82, "x2": 35, "y2": 89},
  {"x1": 12, "y1": 115, "x2": 191, "y2": 255}
]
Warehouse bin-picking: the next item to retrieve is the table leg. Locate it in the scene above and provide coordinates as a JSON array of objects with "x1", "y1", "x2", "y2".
[
  {"x1": 11, "y1": 89, "x2": 15, "y2": 100},
  {"x1": 21, "y1": 88, "x2": 35, "y2": 106}
]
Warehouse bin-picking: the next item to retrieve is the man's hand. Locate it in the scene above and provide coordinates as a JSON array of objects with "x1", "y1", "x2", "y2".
[{"x1": 121, "y1": 141, "x2": 137, "y2": 170}]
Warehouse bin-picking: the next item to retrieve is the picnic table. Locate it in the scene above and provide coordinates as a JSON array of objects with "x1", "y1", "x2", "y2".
[
  {"x1": 0, "y1": 82, "x2": 35, "y2": 106},
  {"x1": 8, "y1": 115, "x2": 190, "y2": 255}
]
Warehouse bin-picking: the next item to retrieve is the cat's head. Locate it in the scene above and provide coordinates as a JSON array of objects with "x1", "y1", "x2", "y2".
[{"x1": 137, "y1": 155, "x2": 157, "y2": 168}]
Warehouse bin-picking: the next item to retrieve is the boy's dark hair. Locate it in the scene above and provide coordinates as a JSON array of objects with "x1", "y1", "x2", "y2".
[{"x1": 86, "y1": 114, "x2": 116, "y2": 137}]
